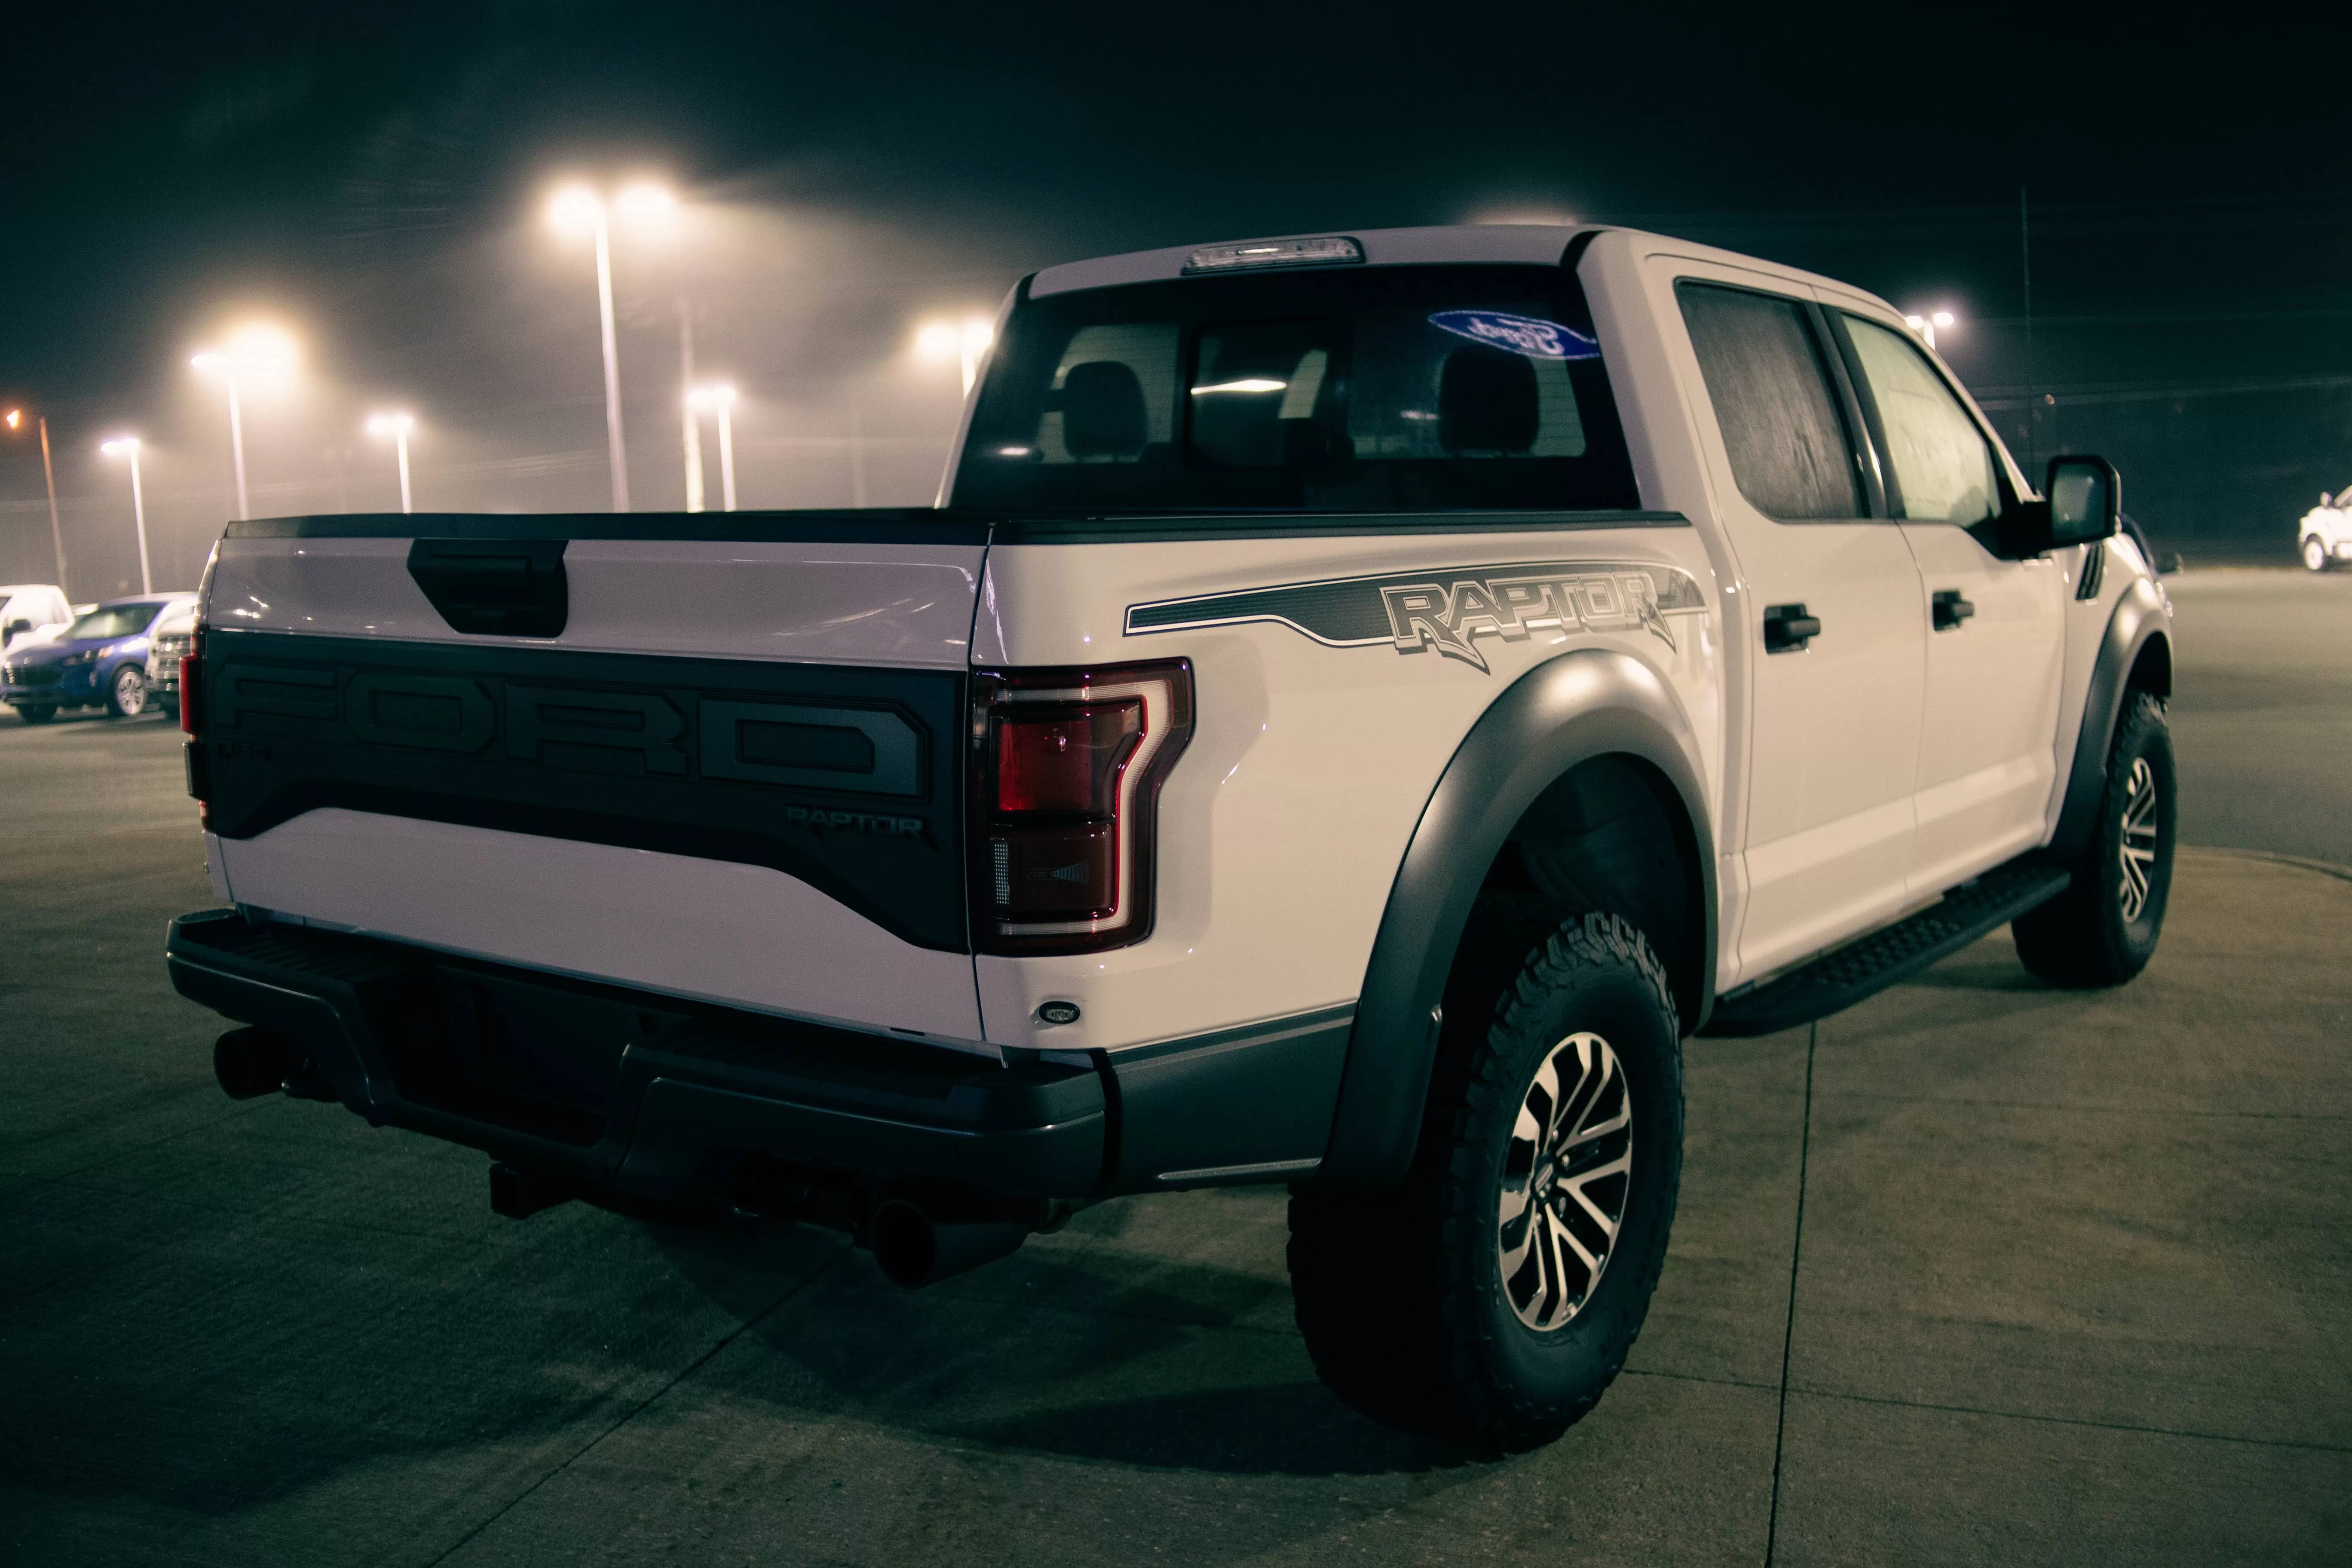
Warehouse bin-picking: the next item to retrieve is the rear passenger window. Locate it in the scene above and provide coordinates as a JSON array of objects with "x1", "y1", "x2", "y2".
[{"x1": 1676, "y1": 282, "x2": 1865, "y2": 522}]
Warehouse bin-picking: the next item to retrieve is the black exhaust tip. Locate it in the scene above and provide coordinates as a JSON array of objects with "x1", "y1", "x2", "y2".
[
  {"x1": 868, "y1": 1199, "x2": 1031, "y2": 1289},
  {"x1": 213, "y1": 1026, "x2": 303, "y2": 1100},
  {"x1": 490, "y1": 1162, "x2": 579, "y2": 1221}
]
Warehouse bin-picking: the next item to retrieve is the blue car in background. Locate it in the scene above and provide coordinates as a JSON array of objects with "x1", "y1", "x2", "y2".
[{"x1": 2, "y1": 593, "x2": 196, "y2": 723}]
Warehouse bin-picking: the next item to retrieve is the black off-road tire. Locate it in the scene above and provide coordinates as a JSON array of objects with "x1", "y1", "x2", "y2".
[
  {"x1": 2014, "y1": 690, "x2": 2175, "y2": 986},
  {"x1": 14, "y1": 704, "x2": 56, "y2": 724},
  {"x1": 1288, "y1": 912, "x2": 1683, "y2": 1452}
]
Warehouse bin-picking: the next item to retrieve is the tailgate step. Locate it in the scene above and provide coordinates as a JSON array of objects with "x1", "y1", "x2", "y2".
[{"x1": 1703, "y1": 858, "x2": 2071, "y2": 1038}]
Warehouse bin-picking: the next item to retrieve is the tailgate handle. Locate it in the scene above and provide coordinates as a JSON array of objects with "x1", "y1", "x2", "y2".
[{"x1": 407, "y1": 539, "x2": 569, "y2": 638}]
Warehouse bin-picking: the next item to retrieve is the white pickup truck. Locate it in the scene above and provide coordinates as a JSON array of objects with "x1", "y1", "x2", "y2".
[{"x1": 164, "y1": 225, "x2": 2175, "y2": 1451}]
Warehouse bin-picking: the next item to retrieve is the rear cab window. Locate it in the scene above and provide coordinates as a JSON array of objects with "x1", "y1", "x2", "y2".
[{"x1": 953, "y1": 263, "x2": 1640, "y2": 514}]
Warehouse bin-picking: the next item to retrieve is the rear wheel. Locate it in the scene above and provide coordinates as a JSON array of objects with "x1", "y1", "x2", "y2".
[
  {"x1": 1288, "y1": 912, "x2": 1682, "y2": 1451},
  {"x1": 106, "y1": 664, "x2": 147, "y2": 718},
  {"x1": 2304, "y1": 535, "x2": 2331, "y2": 573},
  {"x1": 14, "y1": 704, "x2": 56, "y2": 724},
  {"x1": 2014, "y1": 691, "x2": 2174, "y2": 986}
]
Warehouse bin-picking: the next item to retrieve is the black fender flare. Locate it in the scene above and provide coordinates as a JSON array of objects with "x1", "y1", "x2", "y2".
[
  {"x1": 1314, "y1": 647, "x2": 1717, "y2": 1188},
  {"x1": 2049, "y1": 575, "x2": 2171, "y2": 859}
]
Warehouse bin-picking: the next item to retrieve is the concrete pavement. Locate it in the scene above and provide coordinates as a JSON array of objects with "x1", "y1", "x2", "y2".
[
  {"x1": 2166, "y1": 567, "x2": 2352, "y2": 867},
  {"x1": 3, "y1": 574, "x2": 2348, "y2": 1565}
]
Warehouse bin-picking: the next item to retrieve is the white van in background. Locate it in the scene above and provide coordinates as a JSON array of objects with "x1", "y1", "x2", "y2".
[{"x1": 0, "y1": 585, "x2": 72, "y2": 650}]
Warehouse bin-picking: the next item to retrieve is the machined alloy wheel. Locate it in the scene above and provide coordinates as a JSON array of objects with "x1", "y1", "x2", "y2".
[
  {"x1": 1499, "y1": 1032, "x2": 1632, "y2": 1331},
  {"x1": 2305, "y1": 536, "x2": 2330, "y2": 573},
  {"x1": 108, "y1": 665, "x2": 147, "y2": 718},
  {"x1": 2012, "y1": 689, "x2": 2174, "y2": 987},
  {"x1": 1288, "y1": 910, "x2": 1683, "y2": 1451},
  {"x1": 2117, "y1": 755, "x2": 2159, "y2": 923}
]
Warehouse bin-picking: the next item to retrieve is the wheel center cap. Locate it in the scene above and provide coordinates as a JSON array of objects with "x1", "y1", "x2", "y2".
[{"x1": 1533, "y1": 1161, "x2": 1557, "y2": 1198}]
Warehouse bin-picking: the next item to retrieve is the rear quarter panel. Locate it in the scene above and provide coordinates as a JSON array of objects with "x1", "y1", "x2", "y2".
[{"x1": 972, "y1": 519, "x2": 1724, "y2": 1053}]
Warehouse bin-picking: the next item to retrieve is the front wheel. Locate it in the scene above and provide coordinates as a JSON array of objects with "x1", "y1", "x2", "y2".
[
  {"x1": 14, "y1": 704, "x2": 56, "y2": 724},
  {"x1": 2304, "y1": 535, "x2": 2332, "y2": 573},
  {"x1": 2014, "y1": 691, "x2": 2175, "y2": 986},
  {"x1": 106, "y1": 664, "x2": 147, "y2": 718},
  {"x1": 1288, "y1": 912, "x2": 1683, "y2": 1451}
]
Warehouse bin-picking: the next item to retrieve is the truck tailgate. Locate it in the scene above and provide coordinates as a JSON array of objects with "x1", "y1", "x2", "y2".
[{"x1": 198, "y1": 513, "x2": 992, "y2": 1048}]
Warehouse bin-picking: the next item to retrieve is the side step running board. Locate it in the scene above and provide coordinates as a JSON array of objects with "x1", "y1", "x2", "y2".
[{"x1": 1702, "y1": 858, "x2": 2072, "y2": 1038}]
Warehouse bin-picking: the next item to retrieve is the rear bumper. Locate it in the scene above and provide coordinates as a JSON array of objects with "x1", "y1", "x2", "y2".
[{"x1": 165, "y1": 910, "x2": 1109, "y2": 1203}]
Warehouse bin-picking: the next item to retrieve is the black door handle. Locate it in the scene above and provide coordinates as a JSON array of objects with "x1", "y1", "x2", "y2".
[
  {"x1": 1763, "y1": 603, "x2": 1822, "y2": 653},
  {"x1": 1932, "y1": 589, "x2": 1975, "y2": 631}
]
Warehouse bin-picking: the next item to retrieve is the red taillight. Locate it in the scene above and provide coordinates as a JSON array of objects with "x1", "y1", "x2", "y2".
[
  {"x1": 181, "y1": 625, "x2": 208, "y2": 824},
  {"x1": 995, "y1": 703, "x2": 1141, "y2": 813},
  {"x1": 178, "y1": 655, "x2": 201, "y2": 735},
  {"x1": 971, "y1": 660, "x2": 1192, "y2": 955}
]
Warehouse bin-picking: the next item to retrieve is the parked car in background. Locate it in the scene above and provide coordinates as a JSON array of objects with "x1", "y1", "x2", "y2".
[
  {"x1": 1, "y1": 593, "x2": 196, "y2": 723},
  {"x1": 0, "y1": 585, "x2": 72, "y2": 650},
  {"x1": 146, "y1": 605, "x2": 198, "y2": 720},
  {"x1": 2300, "y1": 490, "x2": 2350, "y2": 571}
]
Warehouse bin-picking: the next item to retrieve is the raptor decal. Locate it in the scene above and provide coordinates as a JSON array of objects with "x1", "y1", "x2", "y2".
[{"x1": 1125, "y1": 560, "x2": 1707, "y2": 674}]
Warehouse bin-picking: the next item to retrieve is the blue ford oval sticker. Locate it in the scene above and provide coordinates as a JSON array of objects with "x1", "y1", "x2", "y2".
[{"x1": 1428, "y1": 309, "x2": 1600, "y2": 360}]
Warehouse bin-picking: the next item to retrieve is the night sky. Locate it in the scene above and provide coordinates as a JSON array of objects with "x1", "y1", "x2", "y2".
[{"x1": 4, "y1": 2, "x2": 2344, "y2": 593}]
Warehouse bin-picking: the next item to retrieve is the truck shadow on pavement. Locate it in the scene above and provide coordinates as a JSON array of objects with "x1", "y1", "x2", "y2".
[{"x1": 646, "y1": 1200, "x2": 1491, "y2": 1479}]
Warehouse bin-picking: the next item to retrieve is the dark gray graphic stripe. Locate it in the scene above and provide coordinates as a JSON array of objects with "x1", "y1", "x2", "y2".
[{"x1": 1126, "y1": 560, "x2": 1707, "y2": 673}]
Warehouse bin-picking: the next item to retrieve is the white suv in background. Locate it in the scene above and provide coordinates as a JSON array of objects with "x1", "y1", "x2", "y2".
[
  {"x1": 2300, "y1": 490, "x2": 2350, "y2": 571},
  {"x1": 0, "y1": 585, "x2": 72, "y2": 650}
]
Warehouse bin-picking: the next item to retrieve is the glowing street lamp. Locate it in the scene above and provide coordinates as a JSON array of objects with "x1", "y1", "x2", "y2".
[
  {"x1": 1904, "y1": 309, "x2": 1958, "y2": 350},
  {"x1": 190, "y1": 324, "x2": 297, "y2": 521},
  {"x1": 549, "y1": 180, "x2": 676, "y2": 512},
  {"x1": 915, "y1": 317, "x2": 995, "y2": 395},
  {"x1": 366, "y1": 412, "x2": 416, "y2": 514},
  {"x1": 100, "y1": 437, "x2": 152, "y2": 594},
  {"x1": 687, "y1": 383, "x2": 738, "y2": 511}
]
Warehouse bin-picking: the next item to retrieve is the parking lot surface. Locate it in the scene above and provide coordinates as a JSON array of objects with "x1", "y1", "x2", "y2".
[{"x1": 3, "y1": 571, "x2": 2347, "y2": 1565}]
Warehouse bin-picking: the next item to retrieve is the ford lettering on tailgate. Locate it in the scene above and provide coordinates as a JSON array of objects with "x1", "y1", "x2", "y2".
[{"x1": 200, "y1": 631, "x2": 963, "y2": 951}]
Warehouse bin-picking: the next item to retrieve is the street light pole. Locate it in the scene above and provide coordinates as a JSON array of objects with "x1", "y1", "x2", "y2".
[
  {"x1": 553, "y1": 183, "x2": 674, "y2": 512},
  {"x1": 590, "y1": 203, "x2": 631, "y2": 512},
  {"x1": 679, "y1": 301, "x2": 704, "y2": 513},
  {"x1": 225, "y1": 370, "x2": 248, "y2": 518},
  {"x1": 192, "y1": 331, "x2": 292, "y2": 523},
  {"x1": 714, "y1": 387, "x2": 737, "y2": 512},
  {"x1": 688, "y1": 384, "x2": 739, "y2": 511},
  {"x1": 37, "y1": 416, "x2": 67, "y2": 591},
  {"x1": 719, "y1": 400, "x2": 736, "y2": 512},
  {"x1": 367, "y1": 413, "x2": 415, "y2": 513},
  {"x1": 101, "y1": 438, "x2": 151, "y2": 594}
]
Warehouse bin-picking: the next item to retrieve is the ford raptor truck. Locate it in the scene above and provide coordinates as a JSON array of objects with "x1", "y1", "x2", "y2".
[{"x1": 163, "y1": 225, "x2": 2176, "y2": 1450}]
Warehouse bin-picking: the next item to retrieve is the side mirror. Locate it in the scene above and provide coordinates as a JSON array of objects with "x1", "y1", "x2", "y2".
[
  {"x1": 3, "y1": 619, "x2": 30, "y2": 637},
  {"x1": 2000, "y1": 453, "x2": 2120, "y2": 557},
  {"x1": 2048, "y1": 455, "x2": 2119, "y2": 547}
]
